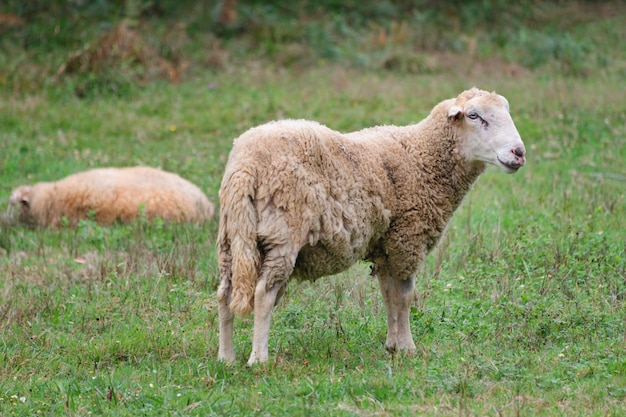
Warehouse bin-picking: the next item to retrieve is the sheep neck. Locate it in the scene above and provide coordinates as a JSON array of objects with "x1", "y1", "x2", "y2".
[{"x1": 400, "y1": 116, "x2": 486, "y2": 220}]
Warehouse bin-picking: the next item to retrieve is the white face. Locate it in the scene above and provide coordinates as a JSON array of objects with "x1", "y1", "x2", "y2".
[{"x1": 451, "y1": 94, "x2": 526, "y2": 174}]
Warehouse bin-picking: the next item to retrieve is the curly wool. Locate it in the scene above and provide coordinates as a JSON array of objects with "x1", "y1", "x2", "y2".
[{"x1": 219, "y1": 88, "x2": 491, "y2": 316}]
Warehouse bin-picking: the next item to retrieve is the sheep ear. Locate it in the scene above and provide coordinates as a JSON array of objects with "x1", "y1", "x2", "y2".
[
  {"x1": 447, "y1": 105, "x2": 464, "y2": 126},
  {"x1": 20, "y1": 196, "x2": 30, "y2": 208}
]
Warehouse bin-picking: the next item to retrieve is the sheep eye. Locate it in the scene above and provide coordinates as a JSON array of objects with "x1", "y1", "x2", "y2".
[{"x1": 467, "y1": 112, "x2": 479, "y2": 120}]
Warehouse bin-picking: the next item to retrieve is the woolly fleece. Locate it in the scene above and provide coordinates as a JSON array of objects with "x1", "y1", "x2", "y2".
[
  {"x1": 218, "y1": 88, "x2": 519, "y2": 317},
  {"x1": 9, "y1": 166, "x2": 215, "y2": 227}
]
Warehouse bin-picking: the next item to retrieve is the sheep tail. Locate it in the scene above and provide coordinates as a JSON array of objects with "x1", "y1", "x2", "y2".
[{"x1": 219, "y1": 171, "x2": 260, "y2": 317}]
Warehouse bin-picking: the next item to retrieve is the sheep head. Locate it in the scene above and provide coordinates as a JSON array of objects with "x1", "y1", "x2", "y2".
[
  {"x1": 7, "y1": 185, "x2": 37, "y2": 226},
  {"x1": 448, "y1": 88, "x2": 526, "y2": 174}
]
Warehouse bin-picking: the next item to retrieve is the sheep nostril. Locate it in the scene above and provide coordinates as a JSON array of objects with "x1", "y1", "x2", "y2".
[{"x1": 512, "y1": 147, "x2": 525, "y2": 158}]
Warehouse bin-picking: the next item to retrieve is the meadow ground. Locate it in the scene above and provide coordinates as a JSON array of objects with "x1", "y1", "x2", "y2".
[{"x1": 0, "y1": 4, "x2": 625, "y2": 416}]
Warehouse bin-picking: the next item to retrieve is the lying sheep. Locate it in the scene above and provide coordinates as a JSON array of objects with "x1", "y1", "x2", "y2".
[
  {"x1": 217, "y1": 87, "x2": 526, "y2": 365},
  {"x1": 8, "y1": 166, "x2": 215, "y2": 227}
]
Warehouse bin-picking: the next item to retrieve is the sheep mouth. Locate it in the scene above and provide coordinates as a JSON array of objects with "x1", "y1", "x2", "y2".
[{"x1": 497, "y1": 157, "x2": 524, "y2": 172}]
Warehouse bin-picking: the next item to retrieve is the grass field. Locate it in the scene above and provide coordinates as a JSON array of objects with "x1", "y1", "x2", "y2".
[{"x1": 1, "y1": 4, "x2": 626, "y2": 416}]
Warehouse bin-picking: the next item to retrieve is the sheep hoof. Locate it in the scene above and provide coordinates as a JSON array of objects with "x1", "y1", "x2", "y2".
[
  {"x1": 246, "y1": 358, "x2": 264, "y2": 368},
  {"x1": 246, "y1": 352, "x2": 268, "y2": 367},
  {"x1": 386, "y1": 341, "x2": 417, "y2": 355},
  {"x1": 218, "y1": 354, "x2": 236, "y2": 364}
]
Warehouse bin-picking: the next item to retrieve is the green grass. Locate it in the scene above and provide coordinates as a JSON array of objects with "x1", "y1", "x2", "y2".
[{"x1": 1, "y1": 5, "x2": 626, "y2": 416}]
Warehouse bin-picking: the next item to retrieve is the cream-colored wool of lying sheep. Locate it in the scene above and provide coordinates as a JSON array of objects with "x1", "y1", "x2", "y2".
[
  {"x1": 217, "y1": 87, "x2": 526, "y2": 365},
  {"x1": 8, "y1": 166, "x2": 215, "y2": 227}
]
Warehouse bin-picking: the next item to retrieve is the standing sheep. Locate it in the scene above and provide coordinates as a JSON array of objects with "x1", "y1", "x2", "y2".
[
  {"x1": 217, "y1": 88, "x2": 526, "y2": 365},
  {"x1": 8, "y1": 166, "x2": 215, "y2": 227}
]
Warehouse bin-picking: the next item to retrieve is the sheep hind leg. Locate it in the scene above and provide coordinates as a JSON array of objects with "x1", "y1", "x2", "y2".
[
  {"x1": 246, "y1": 279, "x2": 284, "y2": 366},
  {"x1": 217, "y1": 278, "x2": 236, "y2": 363},
  {"x1": 247, "y1": 248, "x2": 297, "y2": 366},
  {"x1": 377, "y1": 274, "x2": 417, "y2": 353}
]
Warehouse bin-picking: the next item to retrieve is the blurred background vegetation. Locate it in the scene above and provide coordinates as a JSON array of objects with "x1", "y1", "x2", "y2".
[{"x1": 1, "y1": 0, "x2": 624, "y2": 97}]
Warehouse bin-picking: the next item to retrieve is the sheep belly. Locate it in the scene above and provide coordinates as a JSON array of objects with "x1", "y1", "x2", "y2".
[
  {"x1": 293, "y1": 241, "x2": 364, "y2": 280},
  {"x1": 291, "y1": 205, "x2": 389, "y2": 281}
]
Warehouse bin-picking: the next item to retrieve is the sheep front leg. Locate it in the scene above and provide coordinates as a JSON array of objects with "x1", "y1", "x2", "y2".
[
  {"x1": 217, "y1": 279, "x2": 236, "y2": 363},
  {"x1": 377, "y1": 274, "x2": 417, "y2": 353},
  {"x1": 247, "y1": 279, "x2": 283, "y2": 366}
]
